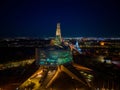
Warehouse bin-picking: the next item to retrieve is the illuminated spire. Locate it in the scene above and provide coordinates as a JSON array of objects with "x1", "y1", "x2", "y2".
[
  {"x1": 56, "y1": 23, "x2": 61, "y2": 39},
  {"x1": 55, "y1": 23, "x2": 62, "y2": 44}
]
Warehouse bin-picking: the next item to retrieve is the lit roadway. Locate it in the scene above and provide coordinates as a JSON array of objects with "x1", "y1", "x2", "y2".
[
  {"x1": 39, "y1": 69, "x2": 56, "y2": 90},
  {"x1": 0, "y1": 59, "x2": 35, "y2": 90},
  {"x1": 19, "y1": 67, "x2": 44, "y2": 90},
  {"x1": 18, "y1": 66, "x2": 52, "y2": 89},
  {"x1": 0, "y1": 59, "x2": 35, "y2": 70},
  {"x1": 18, "y1": 63, "x2": 94, "y2": 90},
  {"x1": 19, "y1": 66, "x2": 57, "y2": 90}
]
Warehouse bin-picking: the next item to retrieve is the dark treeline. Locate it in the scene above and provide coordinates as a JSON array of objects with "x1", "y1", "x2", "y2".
[{"x1": 0, "y1": 47, "x2": 35, "y2": 63}]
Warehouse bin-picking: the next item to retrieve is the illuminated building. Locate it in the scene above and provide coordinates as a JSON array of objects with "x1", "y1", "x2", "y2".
[
  {"x1": 100, "y1": 41, "x2": 105, "y2": 46},
  {"x1": 54, "y1": 23, "x2": 62, "y2": 45},
  {"x1": 35, "y1": 23, "x2": 72, "y2": 66},
  {"x1": 75, "y1": 41, "x2": 82, "y2": 53},
  {"x1": 35, "y1": 47, "x2": 72, "y2": 66},
  {"x1": 34, "y1": 23, "x2": 92, "y2": 89}
]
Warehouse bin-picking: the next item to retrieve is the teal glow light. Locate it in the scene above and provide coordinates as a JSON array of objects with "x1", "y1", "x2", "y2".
[{"x1": 39, "y1": 49, "x2": 72, "y2": 66}]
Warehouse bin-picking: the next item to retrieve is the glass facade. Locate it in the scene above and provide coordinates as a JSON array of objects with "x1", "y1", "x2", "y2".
[{"x1": 37, "y1": 49, "x2": 72, "y2": 66}]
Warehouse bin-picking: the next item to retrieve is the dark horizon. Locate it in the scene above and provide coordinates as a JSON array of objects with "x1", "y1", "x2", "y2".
[{"x1": 0, "y1": 0, "x2": 120, "y2": 38}]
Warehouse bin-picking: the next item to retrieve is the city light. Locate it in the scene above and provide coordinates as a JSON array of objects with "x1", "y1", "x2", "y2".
[{"x1": 0, "y1": 22, "x2": 119, "y2": 90}]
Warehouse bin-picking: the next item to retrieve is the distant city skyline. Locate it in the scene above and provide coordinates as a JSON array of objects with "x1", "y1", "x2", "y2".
[{"x1": 0, "y1": 0, "x2": 120, "y2": 38}]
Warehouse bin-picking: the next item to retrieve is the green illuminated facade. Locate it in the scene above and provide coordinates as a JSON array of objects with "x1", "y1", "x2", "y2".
[
  {"x1": 36, "y1": 46, "x2": 73, "y2": 66},
  {"x1": 54, "y1": 35, "x2": 61, "y2": 45}
]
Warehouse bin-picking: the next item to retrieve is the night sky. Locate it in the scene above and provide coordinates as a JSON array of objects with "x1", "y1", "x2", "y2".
[{"x1": 0, "y1": 0, "x2": 120, "y2": 38}]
